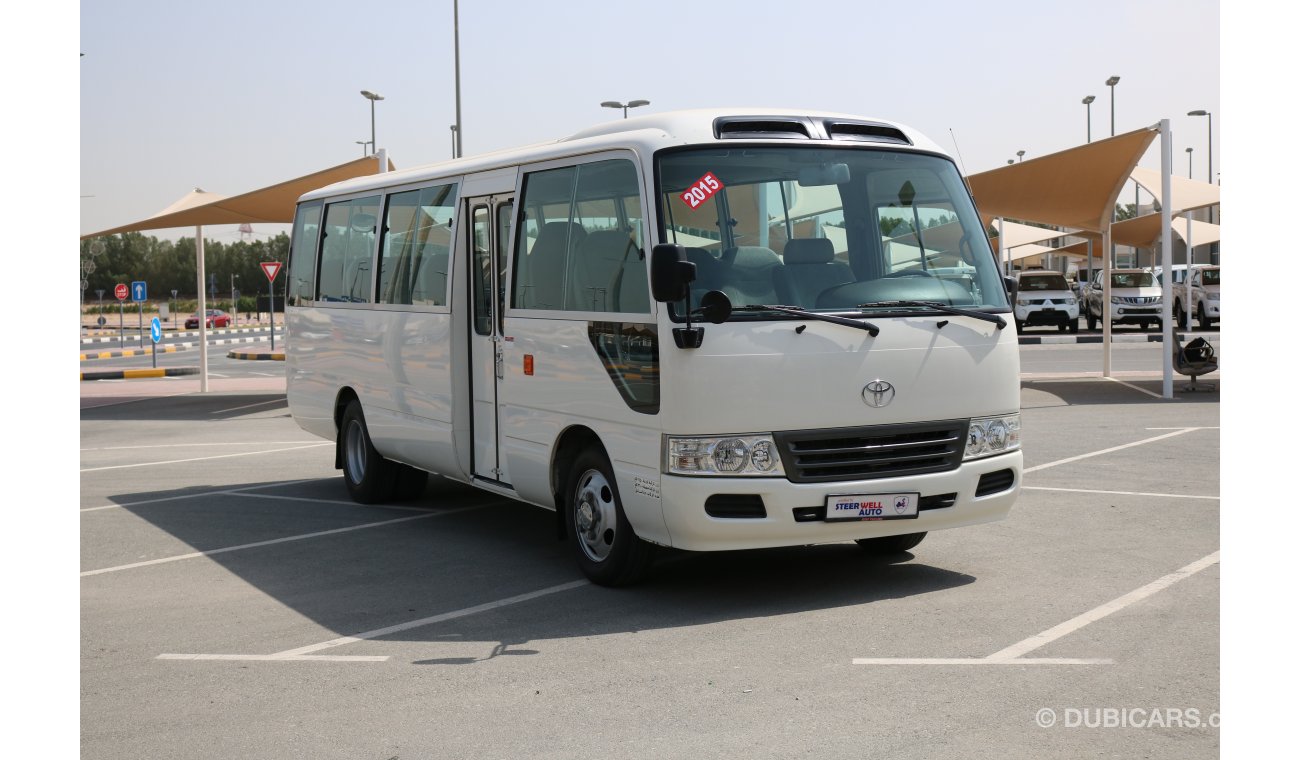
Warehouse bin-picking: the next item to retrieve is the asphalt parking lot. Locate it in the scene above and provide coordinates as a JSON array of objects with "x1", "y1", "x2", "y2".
[{"x1": 79, "y1": 363, "x2": 1219, "y2": 759}]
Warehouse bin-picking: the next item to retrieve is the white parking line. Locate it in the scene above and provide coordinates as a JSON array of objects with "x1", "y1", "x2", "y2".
[
  {"x1": 81, "y1": 442, "x2": 330, "y2": 472},
  {"x1": 1022, "y1": 486, "x2": 1218, "y2": 501},
  {"x1": 81, "y1": 480, "x2": 318, "y2": 512},
  {"x1": 1023, "y1": 428, "x2": 1202, "y2": 473},
  {"x1": 986, "y1": 550, "x2": 1220, "y2": 660},
  {"x1": 210, "y1": 398, "x2": 285, "y2": 414},
  {"x1": 158, "y1": 579, "x2": 590, "y2": 663},
  {"x1": 853, "y1": 550, "x2": 1218, "y2": 666},
  {"x1": 1103, "y1": 376, "x2": 1164, "y2": 399},
  {"x1": 81, "y1": 507, "x2": 480, "y2": 577}
]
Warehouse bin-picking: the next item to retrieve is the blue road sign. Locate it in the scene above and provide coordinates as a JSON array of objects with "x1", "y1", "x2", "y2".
[
  {"x1": 131, "y1": 281, "x2": 148, "y2": 302},
  {"x1": 150, "y1": 317, "x2": 162, "y2": 344}
]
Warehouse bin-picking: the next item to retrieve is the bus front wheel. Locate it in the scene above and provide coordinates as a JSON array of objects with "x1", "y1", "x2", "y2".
[{"x1": 564, "y1": 450, "x2": 653, "y2": 586}]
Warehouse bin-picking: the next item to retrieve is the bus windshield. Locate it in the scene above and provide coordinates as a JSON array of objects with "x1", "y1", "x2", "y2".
[{"x1": 656, "y1": 146, "x2": 1008, "y2": 316}]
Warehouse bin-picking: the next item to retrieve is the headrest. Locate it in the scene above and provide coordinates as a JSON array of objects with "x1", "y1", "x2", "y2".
[{"x1": 783, "y1": 238, "x2": 835, "y2": 265}]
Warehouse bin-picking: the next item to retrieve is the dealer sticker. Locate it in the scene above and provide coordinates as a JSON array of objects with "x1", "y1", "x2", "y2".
[
  {"x1": 680, "y1": 172, "x2": 724, "y2": 209},
  {"x1": 825, "y1": 492, "x2": 919, "y2": 521}
]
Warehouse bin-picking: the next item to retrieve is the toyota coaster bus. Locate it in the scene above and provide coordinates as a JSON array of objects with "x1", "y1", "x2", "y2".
[{"x1": 284, "y1": 108, "x2": 1022, "y2": 585}]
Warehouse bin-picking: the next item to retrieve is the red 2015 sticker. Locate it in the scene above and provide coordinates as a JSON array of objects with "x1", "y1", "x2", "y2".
[{"x1": 680, "y1": 172, "x2": 724, "y2": 209}]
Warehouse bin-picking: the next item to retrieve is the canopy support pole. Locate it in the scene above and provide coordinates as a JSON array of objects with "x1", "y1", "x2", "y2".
[
  {"x1": 196, "y1": 225, "x2": 209, "y2": 393},
  {"x1": 1102, "y1": 226, "x2": 1112, "y2": 376},
  {"x1": 1159, "y1": 119, "x2": 1173, "y2": 399},
  {"x1": 998, "y1": 217, "x2": 1006, "y2": 275},
  {"x1": 1185, "y1": 215, "x2": 1194, "y2": 330}
]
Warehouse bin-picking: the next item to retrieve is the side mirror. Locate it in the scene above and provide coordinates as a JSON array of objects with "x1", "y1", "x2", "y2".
[
  {"x1": 651, "y1": 244, "x2": 695, "y2": 303},
  {"x1": 1003, "y1": 277, "x2": 1017, "y2": 296}
]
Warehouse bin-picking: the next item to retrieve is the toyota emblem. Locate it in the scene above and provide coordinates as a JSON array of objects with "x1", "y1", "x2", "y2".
[{"x1": 862, "y1": 380, "x2": 896, "y2": 408}]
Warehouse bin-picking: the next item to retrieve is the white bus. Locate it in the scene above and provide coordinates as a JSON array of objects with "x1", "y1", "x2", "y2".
[{"x1": 285, "y1": 108, "x2": 1022, "y2": 586}]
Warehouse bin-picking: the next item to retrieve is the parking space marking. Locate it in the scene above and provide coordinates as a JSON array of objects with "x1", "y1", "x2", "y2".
[
  {"x1": 210, "y1": 398, "x2": 286, "y2": 414},
  {"x1": 1022, "y1": 486, "x2": 1218, "y2": 501},
  {"x1": 1023, "y1": 428, "x2": 1203, "y2": 473},
  {"x1": 80, "y1": 480, "x2": 319, "y2": 512},
  {"x1": 231, "y1": 491, "x2": 440, "y2": 513},
  {"x1": 81, "y1": 507, "x2": 480, "y2": 577},
  {"x1": 986, "y1": 550, "x2": 1219, "y2": 660},
  {"x1": 157, "y1": 579, "x2": 590, "y2": 663},
  {"x1": 81, "y1": 442, "x2": 330, "y2": 473},
  {"x1": 1103, "y1": 376, "x2": 1164, "y2": 399},
  {"x1": 853, "y1": 550, "x2": 1218, "y2": 666},
  {"x1": 81, "y1": 442, "x2": 313, "y2": 452}
]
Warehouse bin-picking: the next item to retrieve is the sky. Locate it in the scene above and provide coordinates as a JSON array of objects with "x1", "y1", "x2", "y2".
[{"x1": 78, "y1": 0, "x2": 1220, "y2": 241}]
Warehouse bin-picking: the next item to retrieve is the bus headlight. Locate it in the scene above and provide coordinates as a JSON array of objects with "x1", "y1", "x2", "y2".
[
  {"x1": 964, "y1": 414, "x2": 1021, "y2": 460},
  {"x1": 665, "y1": 435, "x2": 785, "y2": 476}
]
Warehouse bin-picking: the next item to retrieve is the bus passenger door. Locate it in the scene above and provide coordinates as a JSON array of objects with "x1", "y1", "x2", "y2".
[{"x1": 468, "y1": 197, "x2": 514, "y2": 484}]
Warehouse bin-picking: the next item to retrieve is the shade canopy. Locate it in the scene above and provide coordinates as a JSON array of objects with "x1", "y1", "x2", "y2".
[
  {"x1": 966, "y1": 127, "x2": 1159, "y2": 233},
  {"x1": 1110, "y1": 213, "x2": 1221, "y2": 248},
  {"x1": 987, "y1": 219, "x2": 1070, "y2": 254},
  {"x1": 1129, "y1": 167, "x2": 1220, "y2": 215},
  {"x1": 81, "y1": 155, "x2": 394, "y2": 239}
]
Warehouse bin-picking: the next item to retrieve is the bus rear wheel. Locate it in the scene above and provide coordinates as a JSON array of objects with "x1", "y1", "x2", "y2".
[
  {"x1": 855, "y1": 532, "x2": 927, "y2": 554},
  {"x1": 564, "y1": 450, "x2": 653, "y2": 586},
  {"x1": 340, "y1": 400, "x2": 406, "y2": 504}
]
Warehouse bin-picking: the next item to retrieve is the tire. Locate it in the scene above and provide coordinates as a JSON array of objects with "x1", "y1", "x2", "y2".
[
  {"x1": 564, "y1": 449, "x2": 654, "y2": 586},
  {"x1": 855, "y1": 532, "x2": 927, "y2": 554},
  {"x1": 1086, "y1": 305, "x2": 1097, "y2": 331},
  {"x1": 1015, "y1": 319, "x2": 1025, "y2": 332},
  {"x1": 1057, "y1": 322, "x2": 1067, "y2": 333},
  {"x1": 1197, "y1": 303, "x2": 1211, "y2": 330},
  {"x1": 339, "y1": 400, "x2": 397, "y2": 504},
  {"x1": 1069, "y1": 319, "x2": 1079, "y2": 334},
  {"x1": 1174, "y1": 300, "x2": 1186, "y2": 328},
  {"x1": 1139, "y1": 321, "x2": 1150, "y2": 331}
]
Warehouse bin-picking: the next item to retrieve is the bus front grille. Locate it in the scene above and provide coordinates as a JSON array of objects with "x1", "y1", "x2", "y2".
[{"x1": 774, "y1": 420, "x2": 968, "y2": 484}]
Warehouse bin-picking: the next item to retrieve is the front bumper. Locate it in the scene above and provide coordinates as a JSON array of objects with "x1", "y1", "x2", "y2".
[
  {"x1": 1016, "y1": 305, "x2": 1079, "y2": 325},
  {"x1": 655, "y1": 451, "x2": 1021, "y2": 551}
]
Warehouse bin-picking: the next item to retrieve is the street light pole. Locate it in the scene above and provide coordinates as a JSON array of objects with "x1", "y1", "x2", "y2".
[
  {"x1": 1186, "y1": 147, "x2": 1194, "y2": 179},
  {"x1": 601, "y1": 100, "x2": 650, "y2": 119},
  {"x1": 453, "y1": 0, "x2": 463, "y2": 158},
  {"x1": 1106, "y1": 76, "x2": 1120, "y2": 136},
  {"x1": 1082, "y1": 95, "x2": 1095, "y2": 143},
  {"x1": 450, "y1": 125, "x2": 457, "y2": 159},
  {"x1": 360, "y1": 90, "x2": 384, "y2": 154},
  {"x1": 1188, "y1": 110, "x2": 1213, "y2": 223},
  {"x1": 356, "y1": 140, "x2": 369, "y2": 156},
  {"x1": 1016, "y1": 150, "x2": 1025, "y2": 162}
]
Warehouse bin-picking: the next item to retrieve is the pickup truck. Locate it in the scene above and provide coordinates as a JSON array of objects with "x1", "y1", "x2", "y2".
[
  {"x1": 1188, "y1": 265, "x2": 1220, "y2": 329},
  {"x1": 1082, "y1": 268, "x2": 1163, "y2": 331}
]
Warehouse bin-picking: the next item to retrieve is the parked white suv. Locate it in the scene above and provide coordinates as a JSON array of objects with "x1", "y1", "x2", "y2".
[
  {"x1": 1188, "y1": 265, "x2": 1220, "y2": 329},
  {"x1": 1013, "y1": 270, "x2": 1079, "y2": 333},
  {"x1": 1083, "y1": 268, "x2": 1163, "y2": 331}
]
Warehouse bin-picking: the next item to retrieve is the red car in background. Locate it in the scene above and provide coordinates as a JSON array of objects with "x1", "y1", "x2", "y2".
[{"x1": 185, "y1": 309, "x2": 232, "y2": 329}]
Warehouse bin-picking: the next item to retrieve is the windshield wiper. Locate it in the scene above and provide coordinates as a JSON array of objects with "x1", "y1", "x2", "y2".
[
  {"x1": 722, "y1": 304, "x2": 880, "y2": 337},
  {"x1": 856, "y1": 300, "x2": 1006, "y2": 330}
]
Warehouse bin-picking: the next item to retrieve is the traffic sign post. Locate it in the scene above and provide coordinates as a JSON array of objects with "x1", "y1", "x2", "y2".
[
  {"x1": 261, "y1": 262, "x2": 282, "y2": 351},
  {"x1": 150, "y1": 317, "x2": 162, "y2": 368},
  {"x1": 132, "y1": 281, "x2": 148, "y2": 348},
  {"x1": 115, "y1": 283, "x2": 128, "y2": 349}
]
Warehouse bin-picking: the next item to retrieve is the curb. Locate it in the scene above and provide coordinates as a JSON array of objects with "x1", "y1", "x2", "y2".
[
  {"x1": 80, "y1": 367, "x2": 200, "y2": 381},
  {"x1": 227, "y1": 350, "x2": 285, "y2": 361},
  {"x1": 80, "y1": 345, "x2": 190, "y2": 361},
  {"x1": 1018, "y1": 331, "x2": 1212, "y2": 345}
]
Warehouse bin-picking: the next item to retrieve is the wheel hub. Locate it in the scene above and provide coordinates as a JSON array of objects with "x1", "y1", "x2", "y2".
[{"x1": 573, "y1": 469, "x2": 616, "y2": 562}]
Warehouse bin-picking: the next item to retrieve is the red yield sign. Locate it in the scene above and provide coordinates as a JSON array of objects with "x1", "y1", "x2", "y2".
[{"x1": 260, "y1": 262, "x2": 283, "y2": 282}]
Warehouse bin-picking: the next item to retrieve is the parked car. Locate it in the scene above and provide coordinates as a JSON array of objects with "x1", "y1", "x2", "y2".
[
  {"x1": 1187, "y1": 265, "x2": 1220, "y2": 329},
  {"x1": 185, "y1": 309, "x2": 232, "y2": 329},
  {"x1": 1013, "y1": 270, "x2": 1079, "y2": 333},
  {"x1": 1082, "y1": 268, "x2": 1163, "y2": 331}
]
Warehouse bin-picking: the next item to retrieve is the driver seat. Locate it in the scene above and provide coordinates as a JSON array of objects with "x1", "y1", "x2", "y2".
[{"x1": 773, "y1": 238, "x2": 853, "y2": 306}]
